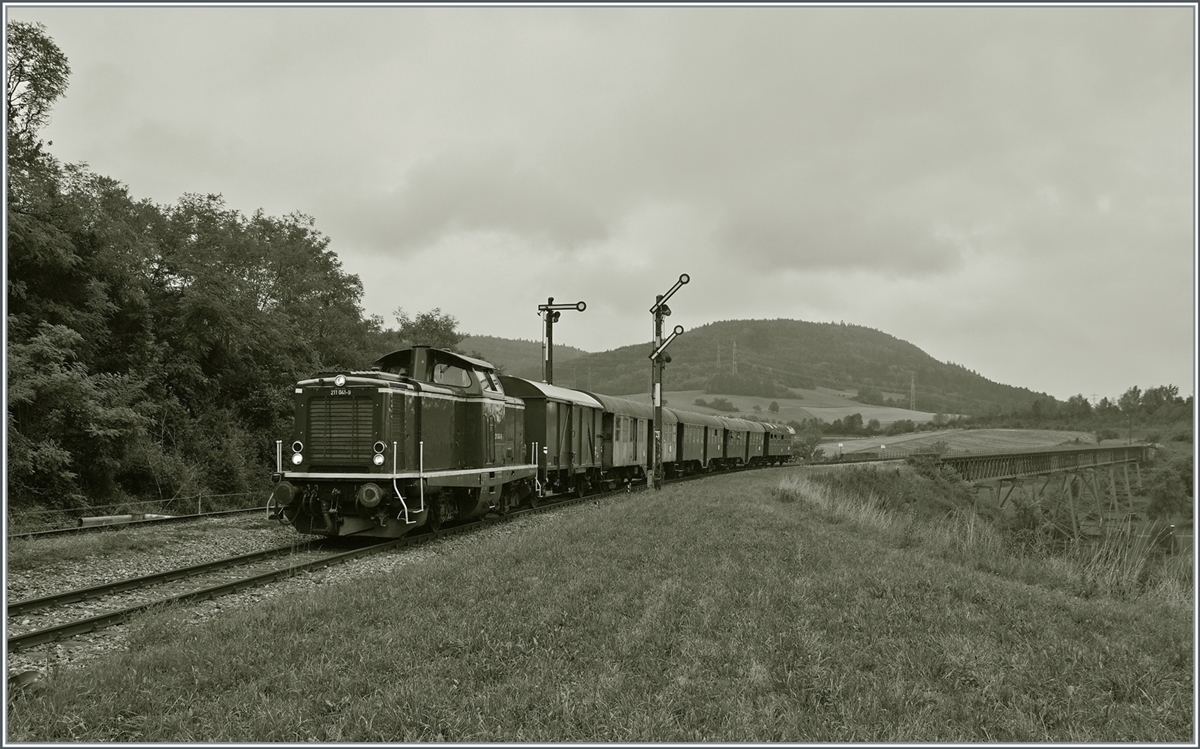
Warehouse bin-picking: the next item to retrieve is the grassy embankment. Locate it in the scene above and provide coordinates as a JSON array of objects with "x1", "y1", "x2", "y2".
[{"x1": 6, "y1": 469, "x2": 1192, "y2": 742}]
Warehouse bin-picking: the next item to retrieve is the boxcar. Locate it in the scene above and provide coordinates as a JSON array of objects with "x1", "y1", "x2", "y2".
[{"x1": 497, "y1": 376, "x2": 603, "y2": 497}]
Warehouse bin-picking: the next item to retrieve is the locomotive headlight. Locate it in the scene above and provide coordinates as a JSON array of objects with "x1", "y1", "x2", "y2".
[
  {"x1": 334, "y1": 375, "x2": 346, "y2": 387},
  {"x1": 373, "y1": 454, "x2": 385, "y2": 466},
  {"x1": 291, "y1": 452, "x2": 303, "y2": 465},
  {"x1": 292, "y1": 441, "x2": 303, "y2": 453}
]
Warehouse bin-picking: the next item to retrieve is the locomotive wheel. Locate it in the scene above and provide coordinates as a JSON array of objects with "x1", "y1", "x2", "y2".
[
  {"x1": 498, "y1": 487, "x2": 517, "y2": 516},
  {"x1": 529, "y1": 493, "x2": 540, "y2": 509},
  {"x1": 425, "y1": 497, "x2": 444, "y2": 532}
]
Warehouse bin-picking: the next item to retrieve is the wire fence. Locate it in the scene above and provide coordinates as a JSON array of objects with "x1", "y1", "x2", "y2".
[{"x1": 6, "y1": 491, "x2": 266, "y2": 533}]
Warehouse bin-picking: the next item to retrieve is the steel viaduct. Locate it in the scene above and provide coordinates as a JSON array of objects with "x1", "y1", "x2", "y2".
[{"x1": 928, "y1": 444, "x2": 1152, "y2": 540}]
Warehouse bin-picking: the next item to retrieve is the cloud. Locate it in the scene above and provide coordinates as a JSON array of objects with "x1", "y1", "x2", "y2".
[
  {"x1": 12, "y1": 4, "x2": 1192, "y2": 400},
  {"x1": 717, "y1": 204, "x2": 960, "y2": 276},
  {"x1": 325, "y1": 147, "x2": 612, "y2": 254}
]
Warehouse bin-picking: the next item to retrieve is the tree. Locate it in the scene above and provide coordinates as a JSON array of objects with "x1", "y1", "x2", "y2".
[
  {"x1": 768, "y1": 401, "x2": 780, "y2": 414},
  {"x1": 1118, "y1": 386, "x2": 1141, "y2": 443},
  {"x1": 1141, "y1": 384, "x2": 1182, "y2": 420},
  {"x1": 792, "y1": 428, "x2": 825, "y2": 461},
  {"x1": 843, "y1": 413, "x2": 864, "y2": 434},
  {"x1": 393, "y1": 307, "x2": 464, "y2": 351},
  {"x1": 1066, "y1": 394, "x2": 1092, "y2": 420},
  {"x1": 854, "y1": 384, "x2": 884, "y2": 406},
  {"x1": 1145, "y1": 457, "x2": 1191, "y2": 520},
  {"x1": 7, "y1": 324, "x2": 151, "y2": 507},
  {"x1": 6, "y1": 21, "x2": 70, "y2": 162}
]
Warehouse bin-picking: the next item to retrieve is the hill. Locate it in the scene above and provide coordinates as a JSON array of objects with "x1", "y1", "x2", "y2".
[
  {"x1": 460, "y1": 335, "x2": 589, "y2": 379},
  {"x1": 547, "y1": 319, "x2": 1053, "y2": 416}
]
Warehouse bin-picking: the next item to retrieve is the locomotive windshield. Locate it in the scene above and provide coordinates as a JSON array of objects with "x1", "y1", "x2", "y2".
[{"x1": 374, "y1": 349, "x2": 414, "y2": 376}]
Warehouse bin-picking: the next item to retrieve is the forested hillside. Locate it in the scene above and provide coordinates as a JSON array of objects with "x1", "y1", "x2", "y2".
[
  {"x1": 459, "y1": 335, "x2": 588, "y2": 379},
  {"x1": 552, "y1": 318, "x2": 1053, "y2": 415}
]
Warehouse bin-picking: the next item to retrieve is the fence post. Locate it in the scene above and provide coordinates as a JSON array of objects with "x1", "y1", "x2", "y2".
[{"x1": 198, "y1": 492, "x2": 203, "y2": 516}]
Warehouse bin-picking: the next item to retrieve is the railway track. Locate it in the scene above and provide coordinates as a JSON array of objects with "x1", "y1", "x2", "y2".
[
  {"x1": 5, "y1": 493, "x2": 584, "y2": 653},
  {"x1": 6, "y1": 538, "x2": 379, "y2": 653},
  {"x1": 6, "y1": 462, "x2": 793, "y2": 653}
]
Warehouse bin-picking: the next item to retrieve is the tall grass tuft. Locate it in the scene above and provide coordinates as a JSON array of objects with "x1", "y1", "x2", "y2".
[{"x1": 775, "y1": 469, "x2": 1192, "y2": 607}]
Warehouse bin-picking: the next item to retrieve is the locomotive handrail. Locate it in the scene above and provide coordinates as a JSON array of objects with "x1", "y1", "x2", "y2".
[{"x1": 393, "y1": 441, "x2": 416, "y2": 525}]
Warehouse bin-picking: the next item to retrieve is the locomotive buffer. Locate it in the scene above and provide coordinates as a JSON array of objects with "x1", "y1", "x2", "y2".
[{"x1": 648, "y1": 273, "x2": 689, "y2": 490}]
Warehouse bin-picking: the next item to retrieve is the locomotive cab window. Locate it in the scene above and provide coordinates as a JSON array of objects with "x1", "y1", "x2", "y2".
[{"x1": 432, "y1": 362, "x2": 471, "y2": 388}]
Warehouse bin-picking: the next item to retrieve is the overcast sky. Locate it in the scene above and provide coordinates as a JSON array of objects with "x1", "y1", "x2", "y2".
[{"x1": 7, "y1": 3, "x2": 1196, "y2": 401}]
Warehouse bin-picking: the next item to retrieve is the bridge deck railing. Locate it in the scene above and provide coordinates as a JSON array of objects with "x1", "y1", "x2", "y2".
[{"x1": 933, "y1": 444, "x2": 1150, "y2": 483}]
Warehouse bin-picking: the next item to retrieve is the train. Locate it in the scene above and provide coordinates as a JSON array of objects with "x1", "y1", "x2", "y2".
[{"x1": 268, "y1": 345, "x2": 795, "y2": 538}]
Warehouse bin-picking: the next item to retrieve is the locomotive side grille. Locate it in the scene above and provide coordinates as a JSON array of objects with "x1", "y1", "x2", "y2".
[{"x1": 307, "y1": 397, "x2": 374, "y2": 463}]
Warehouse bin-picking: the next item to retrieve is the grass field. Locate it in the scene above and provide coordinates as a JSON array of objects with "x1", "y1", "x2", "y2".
[{"x1": 7, "y1": 470, "x2": 1192, "y2": 742}]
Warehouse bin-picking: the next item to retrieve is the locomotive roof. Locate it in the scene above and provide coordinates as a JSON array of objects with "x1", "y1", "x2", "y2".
[
  {"x1": 497, "y1": 377, "x2": 604, "y2": 408},
  {"x1": 372, "y1": 346, "x2": 498, "y2": 373}
]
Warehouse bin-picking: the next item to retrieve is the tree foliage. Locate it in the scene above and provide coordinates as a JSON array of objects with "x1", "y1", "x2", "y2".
[
  {"x1": 393, "y1": 307, "x2": 465, "y2": 351},
  {"x1": 6, "y1": 20, "x2": 69, "y2": 163}
]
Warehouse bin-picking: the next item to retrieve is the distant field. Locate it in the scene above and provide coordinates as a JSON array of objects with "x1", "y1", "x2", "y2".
[
  {"x1": 831, "y1": 428, "x2": 1098, "y2": 455},
  {"x1": 621, "y1": 389, "x2": 940, "y2": 425}
]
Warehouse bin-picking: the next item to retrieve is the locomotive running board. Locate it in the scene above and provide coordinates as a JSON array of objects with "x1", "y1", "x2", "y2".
[{"x1": 283, "y1": 464, "x2": 539, "y2": 481}]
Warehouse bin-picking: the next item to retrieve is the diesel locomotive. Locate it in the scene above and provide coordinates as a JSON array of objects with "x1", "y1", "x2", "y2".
[{"x1": 269, "y1": 345, "x2": 794, "y2": 538}]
